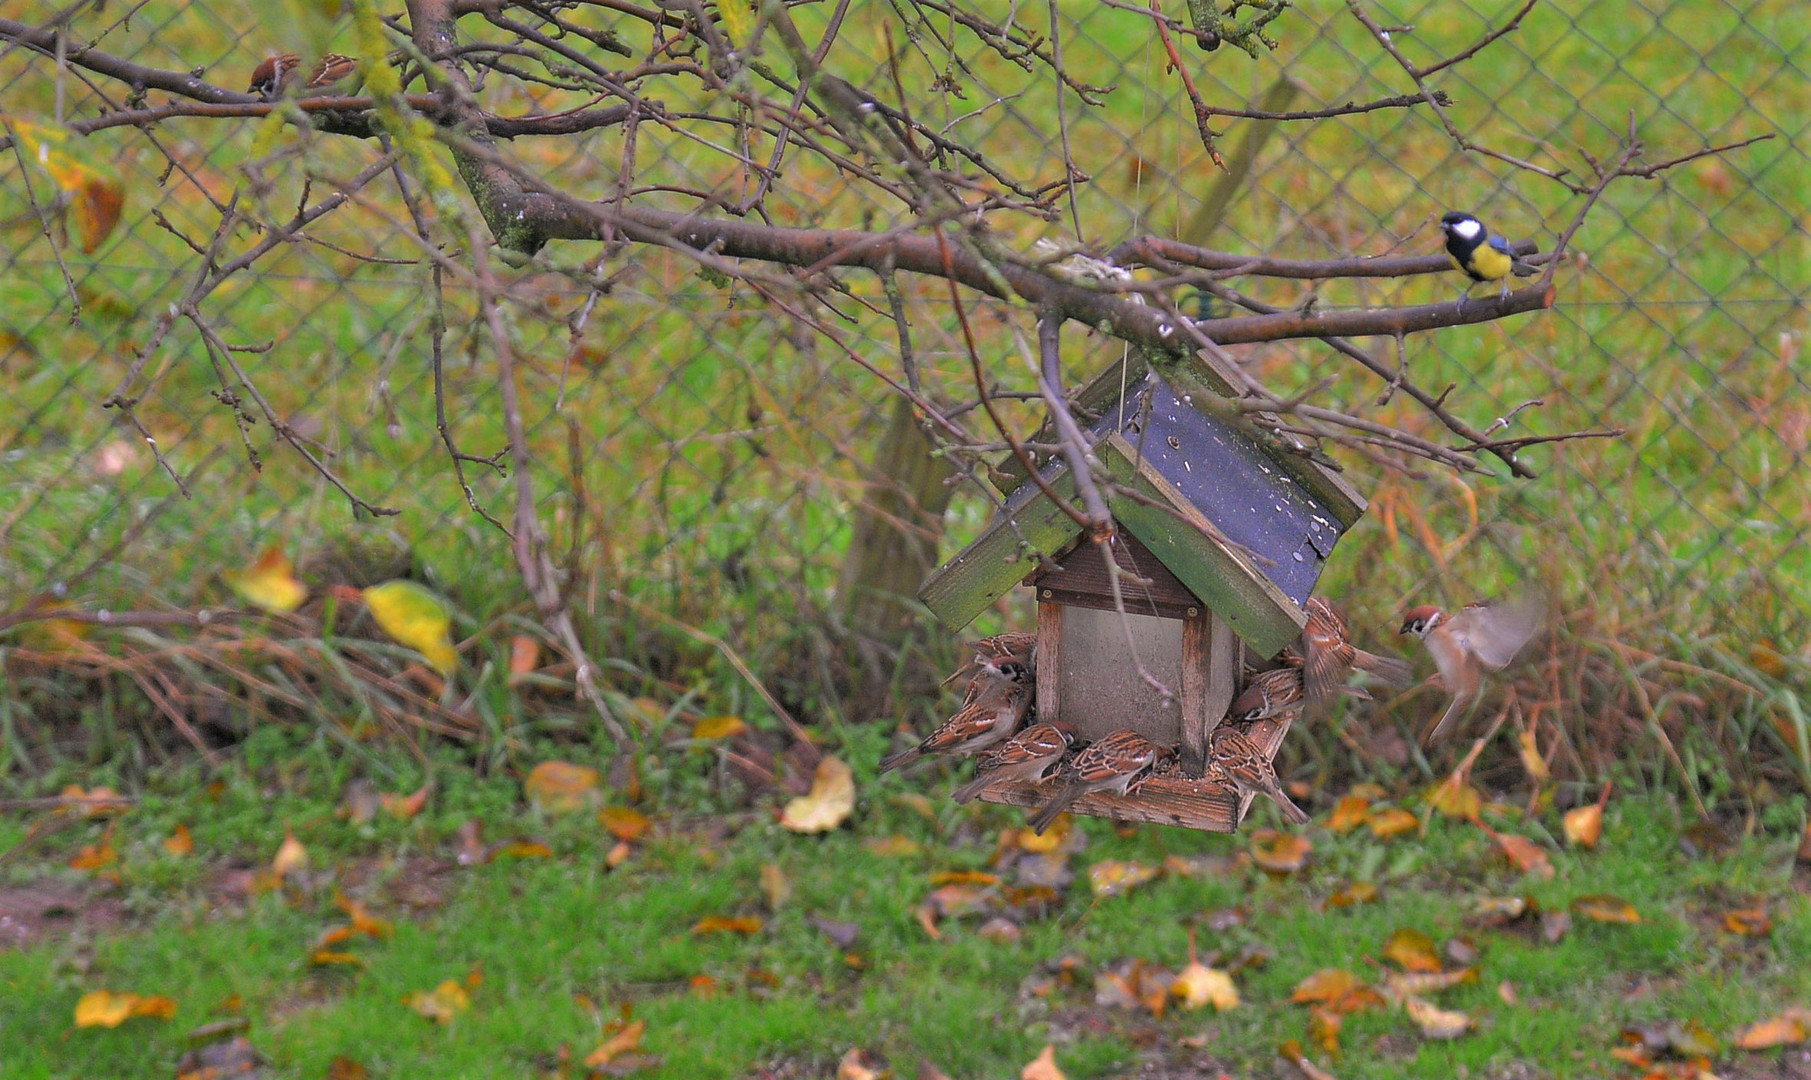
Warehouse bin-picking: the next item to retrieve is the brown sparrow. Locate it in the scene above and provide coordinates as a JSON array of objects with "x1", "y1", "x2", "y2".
[
  {"x1": 879, "y1": 666, "x2": 1031, "y2": 774},
  {"x1": 1301, "y1": 597, "x2": 1413, "y2": 704},
  {"x1": 950, "y1": 722, "x2": 1074, "y2": 804},
  {"x1": 248, "y1": 53, "x2": 359, "y2": 99},
  {"x1": 1027, "y1": 728, "x2": 1171, "y2": 835},
  {"x1": 1230, "y1": 665, "x2": 1305, "y2": 722},
  {"x1": 1400, "y1": 598, "x2": 1540, "y2": 746},
  {"x1": 942, "y1": 631, "x2": 1037, "y2": 688},
  {"x1": 1205, "y1": 727, "x2": 1309, "y2": 825}
]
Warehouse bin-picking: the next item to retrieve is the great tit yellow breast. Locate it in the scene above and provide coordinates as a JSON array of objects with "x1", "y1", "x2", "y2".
[{"x1": 1467, "y1": 242, "x2": 1515, "y2": 282}]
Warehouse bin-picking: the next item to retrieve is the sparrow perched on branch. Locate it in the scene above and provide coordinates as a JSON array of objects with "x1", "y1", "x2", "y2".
[
  {"x1": 950, "y1": 722, "x2": 1074, "y2": 804},
  {"x1": 1027, "y1": 728, "x2": 1171, "y2": 835},
  {"x1": 942, "y1": 631, "x2": 1037, "y2": 688},
  {"x1": 1300, "y1": 597, "x2": 1413, "y2": 704},
  {"x1": 1230, "y1": 665, "x2": 1305, "y2": 722},
  {"x1": 247, "y1": 53, "x2": 360, "y2": 99},
  {"x1": 879, "y1": 665, "x2": 1031, "y2": 774},
  {"x1": 1440, "y1": 211, "x2": 1537, "y2": 305},
  {"x1": 1400, "y1": 597, "x2": 1541, "y2": 746},
  {"x1": 1205, "y1": 726, "x2": 1310, "y2": 825}
]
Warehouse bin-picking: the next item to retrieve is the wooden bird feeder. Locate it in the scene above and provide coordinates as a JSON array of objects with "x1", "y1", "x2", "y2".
[{"x1": 917, "y1": 349, "x2": 1367, "y2": 831}]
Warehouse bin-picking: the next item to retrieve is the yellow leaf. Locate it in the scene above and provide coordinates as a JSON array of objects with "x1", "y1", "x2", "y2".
[
  {"x1": 931, "y1": 870, "x2": 1000, "y2": 886},
  {"x1": 1087, "y1": 860, "x2": 1160, "y2": 897},
  {"x1": 1016, "y1": 814, "x2": 1071, "y2": 853},
  {"x1": 1404, "y1": 995, "x2": 1472, "y2": 1039},
  {"x1": 692, "y1": 715, "x2": 748, "y2": 740},
  {"x1": 1020, "y1": 1043, "x2": 1067, "y2": 1080},
  {"x1": 488, "y1": 840, "x2": 553, "y2": 861},
  {"x1": 272, "y1": 830, "x2": 308, "y2": 880},
  {"x1": 760, "y1": 862, "x2": 792, "y2": 910},
  {"x1": 1571, "y1": 894, "x2": 1640, "y2": 924},
  {"x1": 309, "y1": 951, "x2": 365, "y2": 968},
  {"x1": 1367, "y1": 807, "x2": 1420, "y2": 839},
  {"x1": 1425, "y1": 781, "x2": 1482, "y2": 820},
  {"x1": 163, "y1": 824, "x2": 194, "y2": 857},
  {"x1": 1327, "y1": 793, "x2": 1371, "y2": 833},
  {"x1": 1172, "y1": 963, "x2": 1238, "y2": 1011},
  {"x1": 402, "y1": 979, "x2": 471, "y2": 1024},
  {"x1": 362, "y1": 580, "x2": 458, "y2": 675},
  {"x1": 1309, "y1": 1005, "x2": 1342, "y2": 1055},
  {"x1": 862, "y1": 834, "x2": 922, "y2": 857},
  {"x1": 222, "y1": 544, "x2": 308, "y2": 613},
  {"x1": 1562, "y1": 804, "x2": 1603, "y2": 848},
  {"x1": 780, "y1": 756, "x2": 855, "y2": 833},
  {"x1": 336, "y1": 896, "x2": 394, "y2": 939},
  {"x1": 715, "y1": 0, "x2": 756, "y2": 48},
  {"x1": 584, "y1": 1019, "x2": 646, "y2": 1067},
  {"x1": 1382, "y1": 927, "x2": 1443, "y2": 973},
  {"x1": 1291, "y1": 969, "x2": 1362, "y2": 1006},
  {"x1": 1250, "y1": 829, "x2": 1312, "y2": 873},
  {"x1": 74, "y1": 990, "x2": 173, "y2": 1028},
  {"x1": 525, "y1": 761, "x2": 600, "y2": 814},
  {"x1": 1324, "y1": 881, "x2": 1378, "y2": 908},
  {"x1": 600, "y1": 805, "x2": 652, "y2": 842},
  {"x1": 692, "y1": 915, "x2": 764, "y2": 935},
  {"x1": 1735, "y1": 1013, "x2": 1810, "y2": 1050},
  {"x1": 1516, "y1": 729, "x2": 1550, "y2": 783},
  {"x1": 5, "y1": 116, "x2": 126, "y2": 252}
]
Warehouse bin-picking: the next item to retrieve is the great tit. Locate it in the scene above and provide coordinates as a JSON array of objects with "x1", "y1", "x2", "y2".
[{"x1": 1439, "y1": 211, "x2": 1536, "y2": 306}]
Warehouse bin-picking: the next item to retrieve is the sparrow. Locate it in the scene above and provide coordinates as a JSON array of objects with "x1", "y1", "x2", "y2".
[
  {"x1": 1400, "y1": 597, "x2": 1541, "y2": 746},
  {"x1": 1300, "y1": 597, "x2": 1413, "y2": 704},
  {"x1": 941, "y1": 631, "x2": 1037, "y2": 688},
  {"x1": 879, "y1": 665, "x2": 1031, "y2": 774},
  {"x1": 1205, "y1": 726, "x2": 1310, "y2": 825},
  {"x1": 1229, "y1": 665, "x2": 1305, "y2": 722},
  {"x1": 247, "y1": 53, "x2": 359, "y2": 99},
  {"x1": 1440, "y1": 211, "x2": 1537, "y2": 306},
  {"x1": 950, "y1": 722, "x2": 1074, "y2": 804},
  {"x1": 1027, "y1": 728, "x2": 1171, "y2": 835}
]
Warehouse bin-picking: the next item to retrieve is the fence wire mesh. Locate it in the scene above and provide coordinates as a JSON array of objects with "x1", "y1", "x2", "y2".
[{"x1": 0, "y1": 1, "x2": 1805, "y2": 790}]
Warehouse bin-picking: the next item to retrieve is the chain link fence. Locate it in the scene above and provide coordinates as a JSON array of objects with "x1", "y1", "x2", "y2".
[{"x1": 0, "y1": 1, "x2": 1804, "y2": 789}]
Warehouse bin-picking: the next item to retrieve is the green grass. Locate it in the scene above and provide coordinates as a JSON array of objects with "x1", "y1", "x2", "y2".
[{"x1": 3, "y1": 739, "x2": 1809, "y2": 1078}]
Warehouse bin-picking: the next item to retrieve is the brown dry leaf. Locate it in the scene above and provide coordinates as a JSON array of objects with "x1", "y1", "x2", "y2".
[
  {"x1": 163, "y1": 824, "x2": 194, "y2": 857},
  {"x1": 1324, "y1": 881, "x2": 1378, "y2": 909},
  {"x1": 488, "y1": 840, "x2": 553, "y2": 861},
  {"x1": 863, "y1": 835, "x2": 922, "y2": 857},
  {"x1": 69, "y1": 827, "x2": 117, "y2": 872},
  {"x1": 1386, "y1": 968, "x2": 1478, "y2": 997},
  {"x1": 932, "y1": 870, "x2": 1001, "y2": 887},
  {"x1": 326, "y1": 1056, "x2": 370, "y2": 1080},
  {"x1": 1251, "y1": 829, "x2": 1312, "y2": 874},
  {"x1": 1087, "y1": 860, "x2": 1161, "y2": 897},
  {"x1": 1291, "y1": 968, "x2": 1362, "y2": 1006},
  {"x1": 780, "y1": 756, "x2": 855, "y2": 833},
  {"x1": 759, "y1": 863, "x2": 792, "y2": 911},
  {"x1": 692, "y1": 915, "x2": 764, "y2": 936},
  {"x1": 600, "y1": 806, "x2": 652, "y2": 842},
  {"x1": 692, "y1": 715, "x2": 748, "y2": 740},
  {"x1": 271, "y1": 830, "x2": 308, "y2": 880},
  {"x1": 402, "y1": 979, "x2": 471, "y2": 1024},
  {"x1": 1327, "y1": 793, "x2": 1371, "y2": 833},
  {"x1": 525, "y1": 761, "x2": 601, "y2": 815},
  {"x1": 1515, "y1": 729, "x2": 1550, "y2": 784},
  {"x1": 336, "y1": 896, "x2": 394, "y2": 939},
  {"x1": 1020, "y1": 1043, "x2": 1066, "y2": 1080},
  {"x1": 1562, "y1": 804, "x2": 1603, "y2": 849},
  {"x1": 1367, "y1": 807, "x2": 1420, "y2": 839},
  {"x1": 689, "y1": 975, "x2": 720, "y2": 999},
  {"x1": 74, "y1": 990, "x2": 176, "y2": 1028},
  {"x1": 309, "y1": 951, "x2": 364, "y2": 968},
  {"x1": 506, "y1": 635, "x2": 540, "y2": 682},
  {"x1": 1481, "y1": 825, "x2": 1554, "y2": 879},
  {"x1": 1404, "y1": 995, "x2": 1472, "y2": 1039},
  {"x1": 1277, "y1": 1038, "x2": 1338, "y2": 1080},
  {"x1": 381, "y1": 786, "x2": 429, "y2": 821},
  {"x1": 1540, "y1": 909, "x2": 1571, "y2": 944},
  {"x1": 1309, "y1": 1005, "x2": 1342, "y2": 1055},
  {"x1": 1426, "y1": 780, "x2": 1482, "y2": 821},
  {"x1": 1734, "y1": 1012, "x2": 1811, "y2": 1050},
  {"x1": 584, "y1": 1019, "x2": 647, "y2": 1068},
  {"x1": 1383, "y1": 927, "x2": 1443, "y2": 973},
  {"x1": 317, "y1": 925, "x2": 357, "y2": 948},
  {"x1": 1724, "y1": 907, "x2": 1771, "y2": 936},
  {"x1": 1571, "y1": 894, "x2": 1640, "y2": 924}
]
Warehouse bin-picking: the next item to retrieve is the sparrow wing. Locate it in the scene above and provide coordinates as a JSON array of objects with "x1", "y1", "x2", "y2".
[{"x1": 1453, "y1": 599, "x2": 1540, "y2": 670}]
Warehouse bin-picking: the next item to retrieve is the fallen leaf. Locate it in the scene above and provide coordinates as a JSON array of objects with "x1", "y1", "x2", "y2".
[
  {"x1": 692, "y1": 715, "x2": 748, "y2": 740},
  {"x1": 1562, "y1": 804, "x2": 1603, "y2": 848},
  {"x1": 362, "y1": 580, "x2": 458, "y2": 675},
  {"x1": 1540, "y1": 909, "x2": 1571, "y2": 943},
  {"x1": 1324, "y1": 881, "x2": 1378, "y2": 909},
  {"x1": 1251, "y1": 829, "x2": 1312, "y2": 874},
  {"x1": 605, "y1": 839, "x2": 633, "y2": 869},
  {"x1": 1309, "y1": 1005, "x2": 1342, "y2": 1055},
  {"x1": 1383, "y1": 927, "x2": 1443, "y2": 973},
  {"x1": 1571, "y1": 894, "x2": 1640, "y2": 924},
  {"x1": 402, "y1": 979, "x2": 470, "y2": 1024},
  {"x1": 1367, "y1": 807, "x2": 1420, "y2": 839},
  {"x1": 689, "y1": 975, "x2": 719, "y2": 999},
  {"x1": 1481, "y1": 824, "x2": 1554, "y2": 879},
  {"x1": 1385, "y1": 968, "x2": 1478, "y2": 997},
  {"x1": 1020, "y1": 1043, "x2": 1066, "y2": 1080},
  {"x1": 525, "y1": 761, "x2": 601, "y2": 815},
  {"x1": 61, "y1": 785, "x2": 130, "y2": 817},
  {"x1": 69, "y1": 829, "x2": 117, "y2": 872},
  {"x1": 585, "y1": 1019, "x2": 646, "y2": 1068},
  {"x1": 836, "y1": 1048, "x2": 882, "y2": 1080},
  {"x1": 164, "y1": 824, "x2": 194, "y2": 857},
  {"x1": 1723, "y1": 907, "x2": 1771, "y2": 936},
  {"x1": 759, "y1": 863, "x2": 791, "y2": 910},
  {"x1": 1172, "y1": 962, "x2": 1238, "y2": 1012},
  {"x1": 600, "y1": 806, "x2": 651, "y2": 842},
  {"x1": 977, "y1": 917, "x2": 1022, "y2": 943},
  {"x1": 1734, "y1": 1013, "x2": 1810, "y2": 1049},
  {"x1": 1515, "y1": 729, "x2": 1550, "y2": 784},
  {"x1": 1471, "y1": 895, "x2": 1535, "y2": 924},
  {"x1": 326, "y1": 1057, "x2": 370, "y2": 1080},
  {"x1": 1498, "y1": 980, "x2": 1518, "y2": 1005},
  {"x1": 931, "y1": 870, "x2": 1000, "y2": 886},
  {"x1": 222, "y1": 544, "x2": 308, "y2": 613},
  {"x1": 863, "y1": 835, "x2": 922, "y2": 857},
  {"x1": 1087, "y1": 860, "x2": 1160, "y2": 896},
  {"x1": 272, "y1": 830, "x2": 308, "y2": 880},
  {"x1": 692, "y1": 915, "x2": 763, "y2": 936},
  {"x1": 1327, "y1": 793, "x2": 1371, "y2": 833},
  {"x1": 1016, "y1": 815, "x2": 1071, "y2": 853},
  {"x1": 1426, "y1": 780, "x2": 1482, "y2": 820},
  {"x1": 1278, "y1": 1037, "x2": 1338, "y2": 1080},
  {"x1": 309, "y1": 951, "x2": 365, "y2": 968},
  {"x1": 506, "y1": 635, "x2": 539, "y2": 682},
  {"x1": 1292, "y1": 969, "x2": 1362, "y2": 1006},
  {"x1": 488, "y1": 839, "x2": 552, "y2": 861},
  {"x1": 381, "y1": 785, "x2": 429, "y2": 821},
  {"x1": 335, "y1": 896, "x2": 394, "y2": 939},
  {"x1": 780, "y1": 756, "x2": 855, "y2": 833},
  {"x1": 74, "y1": 990, "x2": 176, "y2": 1028},
  {"x1": 1404, "y1": 995, "x2": 1472, "y2": 1039}
]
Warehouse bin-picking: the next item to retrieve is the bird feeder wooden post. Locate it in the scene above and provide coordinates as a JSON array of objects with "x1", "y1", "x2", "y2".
[{"x1": 917, "y1": 348, "x2": 1368, "y2": 832}]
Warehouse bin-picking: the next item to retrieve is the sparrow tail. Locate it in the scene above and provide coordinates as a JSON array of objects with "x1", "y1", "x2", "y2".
[
  {"x1": 1420, "y1": 693, "x2": 1475, "y2": 747},
  {"x1": 1271, "y1": 788, "x2": 1312, "y2": 826},
  {"x1": 950, "y1": 770, "x2": 999, "y2": 805},
  {"x1": 1354, "y1": 650, "x2": 1414, "y2": 689},
  {"x1": 877, "y1": 746, "x2": 921, "y2": 774},
  {"x1": 1027, "y1": 785, "x2": 1084, "y2": 835}
]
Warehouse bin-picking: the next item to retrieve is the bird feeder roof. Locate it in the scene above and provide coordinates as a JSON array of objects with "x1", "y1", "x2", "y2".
[{"x1": 918, "y1": 350, "x2": 1364, "y2": 657}]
